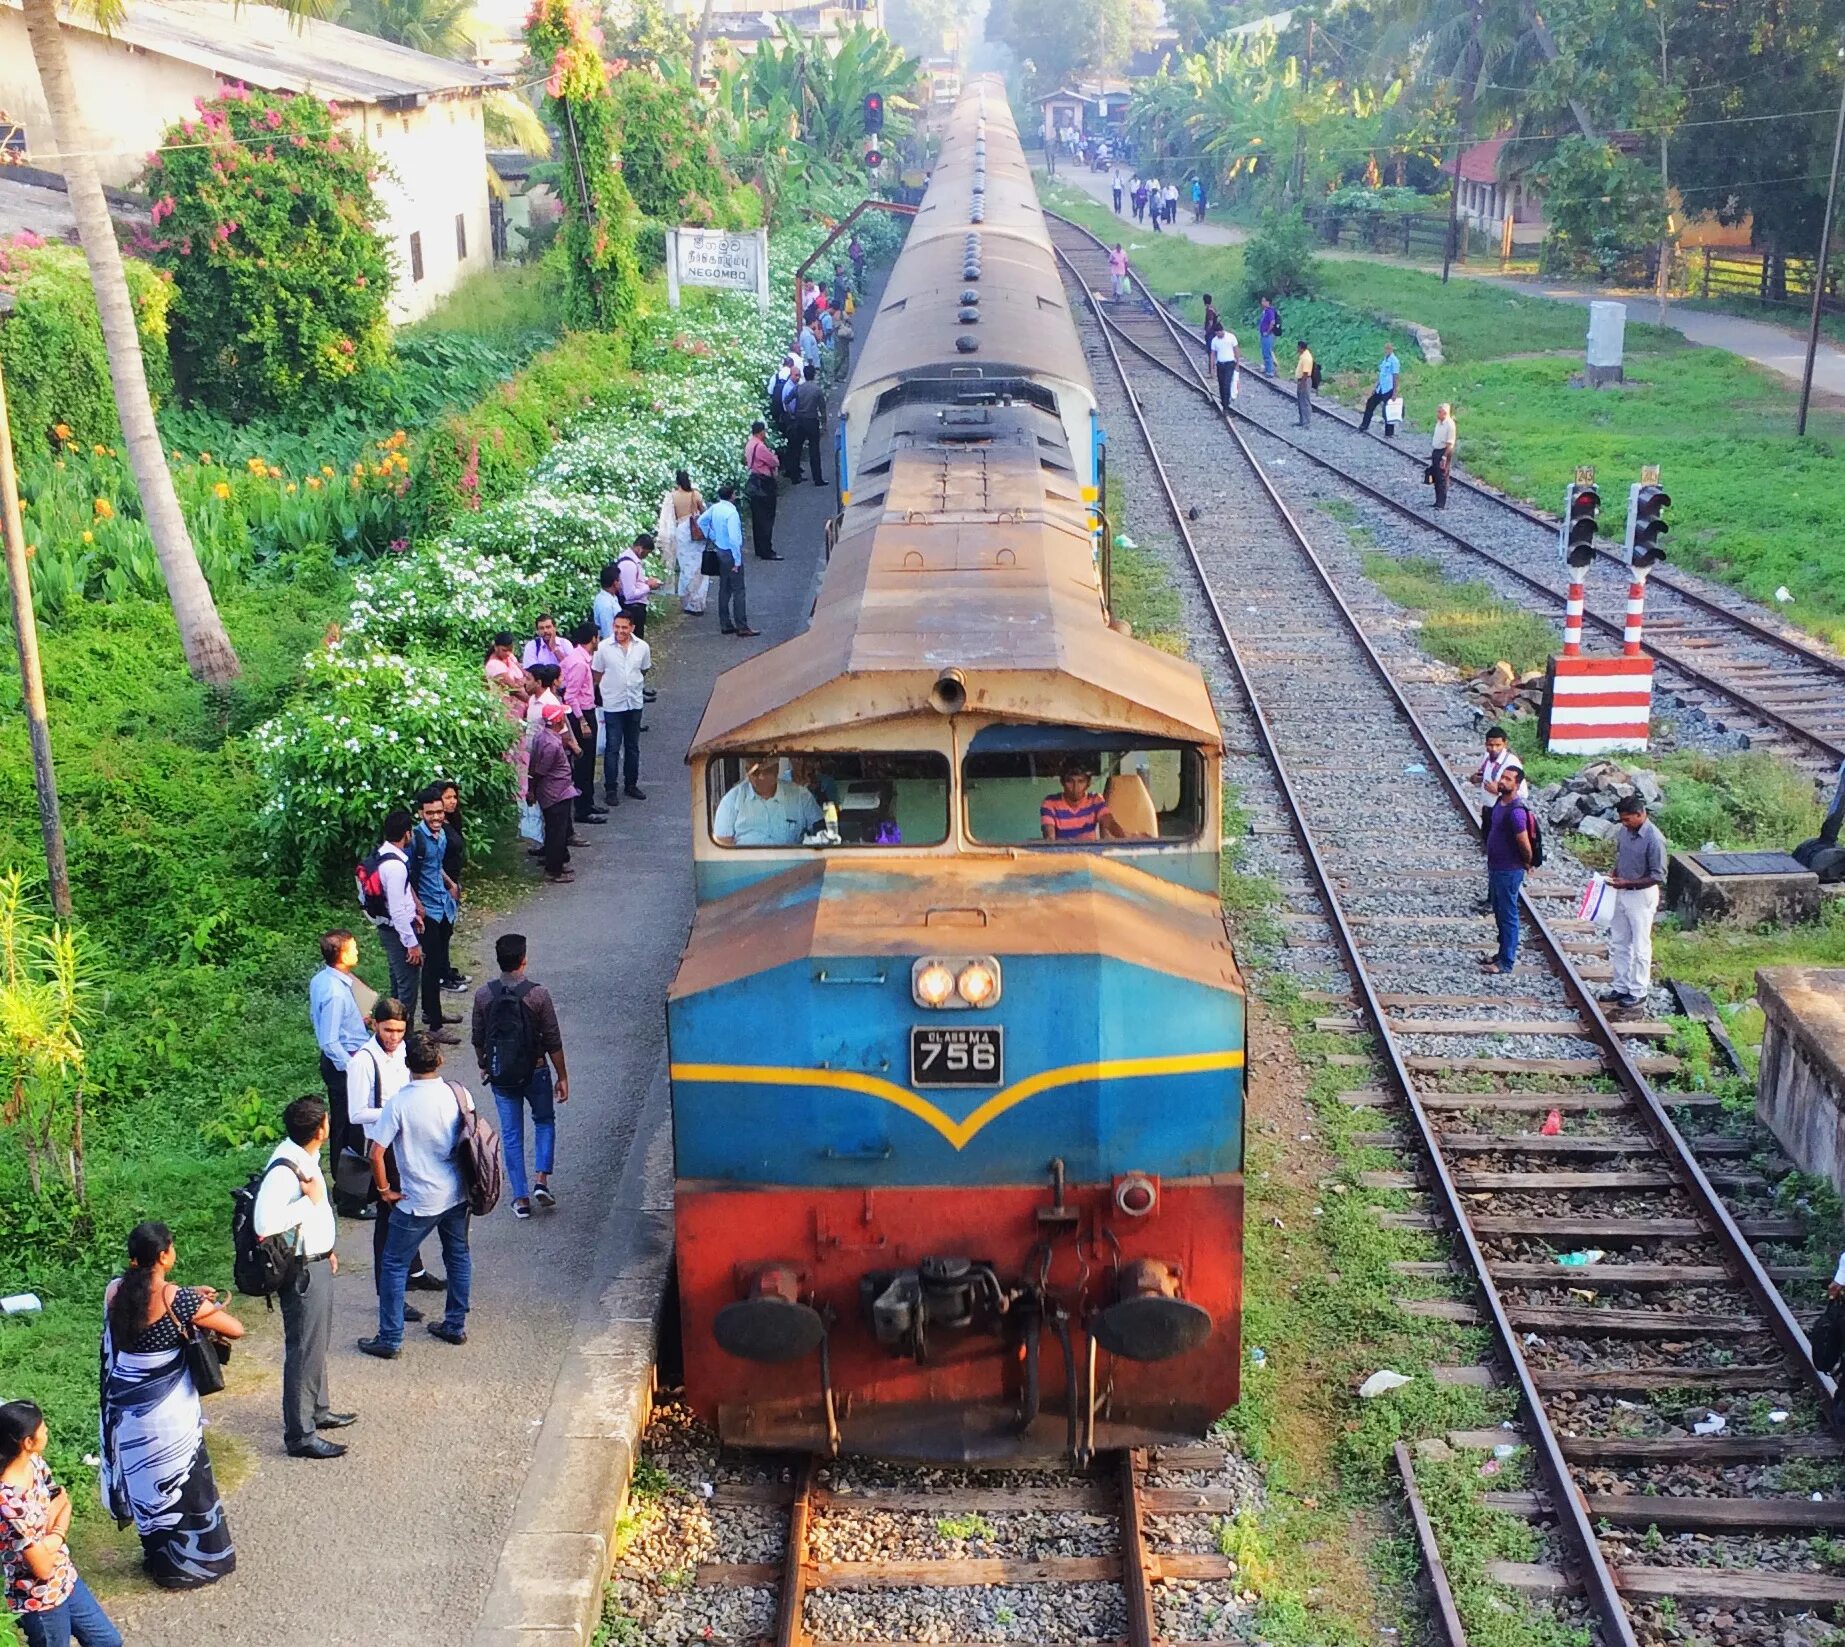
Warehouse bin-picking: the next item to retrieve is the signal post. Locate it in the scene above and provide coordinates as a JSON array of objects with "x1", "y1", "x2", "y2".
[{"x1": 1542, "y1": 466, "x2": 1669, "y2": 755}]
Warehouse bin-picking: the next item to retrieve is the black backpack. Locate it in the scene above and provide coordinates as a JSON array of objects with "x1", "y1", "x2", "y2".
[
  {"x1": 482, "y1": 978, "x2": 540, "y2": 1093},
  {"x1": 1310, "y1": 359, "x2": 1323, "y2": 390},
  {"x1": 231, "y1": 1158, "x2": 300, "y2": 1305}
]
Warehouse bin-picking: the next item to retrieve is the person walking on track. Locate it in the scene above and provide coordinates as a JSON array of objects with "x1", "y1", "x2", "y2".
[{"x1": 1209, "y1": 325, "x2": 1241, "y2": 411}]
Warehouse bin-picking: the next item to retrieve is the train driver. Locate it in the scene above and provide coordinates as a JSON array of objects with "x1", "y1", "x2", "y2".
[
  {"x1": 1040, "y1": 759, "x2": 1126, "y2": 843},
  {"x1": 713, "y1": 759, "x2": 825, "y2": 847}
]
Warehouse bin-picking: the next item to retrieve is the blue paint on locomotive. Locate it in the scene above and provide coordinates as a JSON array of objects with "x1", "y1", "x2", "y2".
[
  {"x1": 693, "y1": 846, "x2": 1220, "y2": 905},
  {"x1": 669, "y1": 954, "x2": 1244, "y2": 1188}
]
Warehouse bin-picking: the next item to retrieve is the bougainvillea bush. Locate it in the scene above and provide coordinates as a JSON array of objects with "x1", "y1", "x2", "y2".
[{"x1": 141, "y1": 86, "x2": 392, "y2": 419}]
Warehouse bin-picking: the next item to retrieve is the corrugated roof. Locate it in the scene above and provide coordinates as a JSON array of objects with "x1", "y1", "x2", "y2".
[
  {"x1": 6, "y1": 0, "x2": 507, "y2": 103},
  {"x1": 1443, "y1": 137, "x2": 1508, "y2": 185}
]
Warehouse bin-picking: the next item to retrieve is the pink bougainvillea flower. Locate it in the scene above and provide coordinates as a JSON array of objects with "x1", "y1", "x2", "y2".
[
  {"x1": 265, "y1": 107, "x2": 282, "y2": 129},
  {"x1": 354, "y1": 274, "x2": 367, "y2": 287}
]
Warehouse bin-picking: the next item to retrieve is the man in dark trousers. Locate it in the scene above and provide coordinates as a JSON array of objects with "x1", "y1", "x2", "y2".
[
  {"x1": 472, "y1": 933, "x2": 570, "y2": 1221},
  {"x1": 308, "y1": 929, "x2": 371, "y2": 1216},
  {"x1": 744, "y1": 420, "x2": 782, "y2": 560},
  {"x1": 1480, "y1": 764, "x2": 1533, "y2": 976},
  {"x1": 253, "y1": 1097, "x2": 355, "y2": 1457},
  {"x1": 787, "y1": 365, "x2": 827, "y2": 486}
]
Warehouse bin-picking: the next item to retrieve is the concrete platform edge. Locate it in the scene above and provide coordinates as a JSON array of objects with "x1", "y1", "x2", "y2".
[{"x1": 468, "y1": 1055, "x2": 673, "y2": 1646}]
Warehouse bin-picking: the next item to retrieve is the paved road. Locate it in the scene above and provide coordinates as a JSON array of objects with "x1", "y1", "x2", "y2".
[
  {"x1": 1048, "y1": 163, "x2": 1845, "y2": 396},
  {"x1": 103, "y1": 447, "x2": 842, "y2": 1645}
]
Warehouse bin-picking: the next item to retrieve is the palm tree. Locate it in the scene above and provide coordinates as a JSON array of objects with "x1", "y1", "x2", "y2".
[{"x1": 19, "y1": 0, "x2": 240, "y2": 682}]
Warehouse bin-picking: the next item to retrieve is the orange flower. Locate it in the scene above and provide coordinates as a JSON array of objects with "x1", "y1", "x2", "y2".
[
  {"x1": 53, "y1": 423, "x2": 71, "y2": 441},
  {"x1": 285, "y1": 482, "x2": 297, "y2": 493},
  {"x1": 92, "y1": 498, "x2": 114, "y2": 520},
  {"x1": 80, "y1": 530, "x2": 93, "y2": 545},
  {"x1": 212, "y1": 481, "x2": 232, "y2": 500},
  {"x1": 91, "y1": 443, "x2": 106, "y2": 457},
  {"x1": 307, "y1": 477, "x2": 322, "y2": 491},
  {"x1": 267, "y1": 466, "x2": 281, "y2": 480},
  {"x1": 320, "y1": 464, "x2": 335, "y2": 478}
]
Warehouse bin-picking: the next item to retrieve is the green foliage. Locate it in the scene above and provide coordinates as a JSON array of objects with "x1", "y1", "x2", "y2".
[
  {"x1": 1241, "y1": 209, "x2": 1322, "y2": 303},
  {"x1": 994, "y1": 0, "x2": 1132, "y2": 85},
  {"x1": 141, "y1": 87, "x2": 392, "y2": 419},
  {"x1": 1359, "y1": 552, "x2": 1558, "y2": 674},
  {"x1": 742, "y1": 23, "x2": 922, "y2": 171},
  {"x1": 0, "y1": 237, "x2": 172, "y2": 462},
  {"x1": 607, "y1": 70, "x2": 746, "y2": 227},
  {"x1": 404, "y1": 258, "x2": 564, "y2": 351},
  {"x1": 527, "y1": 0, "x2": 646, "y2": 331},
  {"x1": 250, "y1": 642, "x2": 517, "y2": 877},
  {"x1": 410, "y1": 329, "x2": 635, "y2": 532},
  {"x1": 1323, "y1": 184, "x2": 1429, "y2": 214},
  {"x1": 1534, "y1": 137, "x2": 1667, "y2": 280}
]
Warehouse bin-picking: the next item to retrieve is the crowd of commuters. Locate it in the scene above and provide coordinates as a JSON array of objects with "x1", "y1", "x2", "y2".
[{"x1": 0, "y1": 326, "x2": 869, "y2": 1634}]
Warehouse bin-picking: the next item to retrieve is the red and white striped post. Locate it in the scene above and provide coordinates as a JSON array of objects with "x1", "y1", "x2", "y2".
[
  {"x1": 1562, "y1": 576, "x2": 1586, "y2": 657},
  {"x1": 1621, "y1": 571, "x2": 1647, "y2": 656}
]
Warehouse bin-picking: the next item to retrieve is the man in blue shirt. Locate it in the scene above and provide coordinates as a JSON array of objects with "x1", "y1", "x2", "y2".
[
  {"x1": 1481, "y1": 764, "x2": 1533, "y2": 975},
  {"x1": 698, "y1": 483, "x2": 757, "y2": 638},
  {"x1": 410, "y1": 786, "x2": 462, "y2": 1046},
  {"x1": 309, "y1": 929, "x2": 372, "y2": 1214},
  {"x1": 1359, "y1": 344, "x2": 1401, "y2": 436}
]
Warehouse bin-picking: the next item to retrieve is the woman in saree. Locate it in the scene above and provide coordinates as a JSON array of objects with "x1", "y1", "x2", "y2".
[
  {"x1": 663, "y1": 469, "x2": 708, "y2": 615},
  {"x1": 99, "y1": 1221, "x2": 244, "y2": 1589}
]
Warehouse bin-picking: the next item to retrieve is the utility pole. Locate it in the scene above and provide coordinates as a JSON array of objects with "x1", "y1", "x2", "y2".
[
  {"x1": 1798, "y1": 46, "x2": 1845, "y2": 437},
  {"x1": 1655, "y1": 8, "x2": 1672, "y2": 326},
  {"x1": 0, "y1": 295, "x2": 73, "y2": 918},
  {"x1": 1443, "y1": 1, "x2": 1483, "y2": 286},
  {"x1": 1292, "y1": 17, "x2": 1315, "y2": 199}
]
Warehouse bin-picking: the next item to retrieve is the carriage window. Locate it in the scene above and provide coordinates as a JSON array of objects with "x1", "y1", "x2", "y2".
[
  {"x1": 963, "y1": 742, "x2": 1203, "y2": 845},
  {"x1": 707, "y1": 753, "x2": 950, "y2": 848}
]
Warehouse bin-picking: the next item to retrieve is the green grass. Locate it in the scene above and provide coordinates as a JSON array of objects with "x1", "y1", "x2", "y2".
[
  {"x1": 1360, "y1": 552, "x2": 1557, "y2": 675},
  {"x1": 403, "y1": 254, "x2": 565, "y2": 350}
]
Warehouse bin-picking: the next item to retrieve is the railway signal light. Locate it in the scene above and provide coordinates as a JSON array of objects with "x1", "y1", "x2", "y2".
[
  {"x1": 863, "y1": 92, "x2": 884, "y2": 135},
  {"x1": 1624, "y1": 467, "x2": 1670, "y2": 572},
  {"x1": 1558, "y1": 468, "x2": 1600, "y2": 571},
  {"x1": 864, "y1": 146, "x2": 883, "y2": 170}
]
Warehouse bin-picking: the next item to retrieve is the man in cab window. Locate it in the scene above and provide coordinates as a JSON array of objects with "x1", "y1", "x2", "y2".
[
  {"x1": 1041, "y1": 760, "x2": 1125, "y2": 842},
  {"x1": 714, "y1": 761, "x2": 824, "y2": 847}
]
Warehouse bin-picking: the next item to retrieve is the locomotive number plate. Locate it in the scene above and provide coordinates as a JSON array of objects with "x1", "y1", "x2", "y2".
[{"x1": 910, "y1": 1025, "x2": 1003, "y2": 1088}]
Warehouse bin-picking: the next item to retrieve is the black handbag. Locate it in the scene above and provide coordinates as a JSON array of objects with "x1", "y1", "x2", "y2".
[
  {"x1": 333, "y1": 1144, "x2": 375, "y2": 1205},
  {"x1": 700, "y1": 546, "x2": 724, "y2": 577},
  {"x1": 1812, "y1": 1296, "x2": 1845, "y2": 1374},
  {"x1": 170, "y1": 1299, "x2": 228, "y2": 1396}
]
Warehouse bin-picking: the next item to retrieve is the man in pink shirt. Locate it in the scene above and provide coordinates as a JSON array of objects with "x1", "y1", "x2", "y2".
[
  {"x1": 744, "y1": 420, "x2": 782, "y2": 561},
  {"x1": 529, "y1": 704, "x2": 579, "y2": 884},
  {"x1": 616, "y1": 534, "x2": 662, "y2": 638},
  {"x1": 561, "y1": 621, "x2": 606, "y2": 826}
]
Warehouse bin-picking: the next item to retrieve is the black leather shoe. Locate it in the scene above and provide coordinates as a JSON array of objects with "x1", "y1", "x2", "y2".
[
  {"x1": 576, "y1": 813, "x2": 608, "y2": 825},
  {"x1": 625, "y1": 786, "x2": 647, "y2": 801},
  {"x1": 315, "y1": 1412, "x2": 359, "y2": 1431},
  {"x1": 407, "y1": 1271, "x2": 446, "y2": 1292},
  {"x1": 427, "y1": 1322, "x2": 468, "y2": 1346},
  {"x1": 356, "y1": 1337, "x2": 400, "y2": 1360},
  {"x1": 287, "y1": 1438, "x2": 348, "y2": 1459},
  {"x1": 402, "y1": 1304, "x2": 424, "y2": 1323},
  {"x1": 757, "y1": 552, "x2": 784, "y2": 561}
]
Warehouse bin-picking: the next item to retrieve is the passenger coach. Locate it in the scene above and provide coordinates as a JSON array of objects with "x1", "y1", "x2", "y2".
[{"x1": 666, "y1": 83, "x2": 1245, "y2": 1462}]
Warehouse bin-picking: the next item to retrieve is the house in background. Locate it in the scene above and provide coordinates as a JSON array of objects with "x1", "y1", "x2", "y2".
[
  {"x1": 1036, "y1": 80, "x2": 1131, "y2": 150},
  {"x1": 0, "y1": 0, "x2": 506, "y2": 323}
]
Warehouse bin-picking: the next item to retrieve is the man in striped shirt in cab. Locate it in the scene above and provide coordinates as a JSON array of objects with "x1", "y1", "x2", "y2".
[{"x1": 1041, "y1": 760, "x2": 1125, "y2": 842}]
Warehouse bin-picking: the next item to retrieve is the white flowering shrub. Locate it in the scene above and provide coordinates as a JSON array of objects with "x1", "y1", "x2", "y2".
[
  {"x1": 344, "y1": 539, "x2": 560, "y2": 657},
  {"x1": 454, "y1": 487, "x2": 644, "y2": 583},
  {"x1": 251, "y1": 645, "x2": 519, "y2": 876}
]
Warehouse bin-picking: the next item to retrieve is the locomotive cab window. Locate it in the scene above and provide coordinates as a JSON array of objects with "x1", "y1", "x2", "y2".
[
  {"x1": 707, "y1": 753, "x2": 951, "y2": 848},
  {"x1": 962, "y1": 730, "x2": 1204, "y2": 846}
]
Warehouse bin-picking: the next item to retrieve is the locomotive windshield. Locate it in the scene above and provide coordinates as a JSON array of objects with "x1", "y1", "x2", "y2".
[
  {"x1": 962, "y1": 735, "x2": 1204, "y2": 846},
  {"x1": 706, "y1": 752, "x2": 952, "y2": 848}
]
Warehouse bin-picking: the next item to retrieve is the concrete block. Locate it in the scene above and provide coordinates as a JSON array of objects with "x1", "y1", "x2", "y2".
[
  {"x1": 473, "y1": 1533, "x2": 606, "y2": 1638},
  {"x1": 1756, "y1": 967, "x2": 1845, "y2": 1197},
  {"x1": 553, "y1": 1340, "x2": 656, "y2": 1439},
  {"x1": 1667, "y1": 852, "x2": 1820, "y2": 929},
  {"x1": 514, "y1": 1421, "x2": 633, "y2": 1538}
]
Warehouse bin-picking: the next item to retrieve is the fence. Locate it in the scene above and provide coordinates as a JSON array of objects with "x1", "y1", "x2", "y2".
[
  {"x1": 1301, "y1": 205, "x2": 1464, "y2": 262},
  {"x1": 1689, "y1": 247, "x2": 1845, "y2": 317}
]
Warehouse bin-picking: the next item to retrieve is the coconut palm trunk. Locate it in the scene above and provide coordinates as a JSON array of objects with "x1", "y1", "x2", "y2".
[{"x1": 20, "y1": 0, "x2": 240, "y2": 683}]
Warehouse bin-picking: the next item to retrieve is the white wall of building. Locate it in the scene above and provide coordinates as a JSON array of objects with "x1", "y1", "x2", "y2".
[{"x1": 0, "y1": 10, "x2": 492, "y2": 323}]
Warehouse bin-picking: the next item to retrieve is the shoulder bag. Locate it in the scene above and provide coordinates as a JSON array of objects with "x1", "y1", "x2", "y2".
[
  {"x1": 168, "y1": 1293, "x2": 229, "y2": 1396},
  {"x1": 333, "y1": 1052, "x2": 381, "y2": 1204},
  {"x1": 700, "y1": 544, "x2": 725, "y2": 577},
  {"x1": 448, "y1": 1080, "x2": 504, "y2": 1217}
]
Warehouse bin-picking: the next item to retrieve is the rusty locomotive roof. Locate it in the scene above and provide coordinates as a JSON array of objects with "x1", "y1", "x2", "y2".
[{"x1": 671, "y1": 856, "x2": 1241, "y2": 1000}]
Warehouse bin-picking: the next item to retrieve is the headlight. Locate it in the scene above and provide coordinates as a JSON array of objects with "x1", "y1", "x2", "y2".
[
  {"x1": 911, "y1": 955, "x2": 1002, "y2": 1009},
  {"x1": 956, "y1": 962, "x2": 998, "y2": 1006},
  {"x1": 913, "y1": 961, "x2": 956, "y2": 1007}
]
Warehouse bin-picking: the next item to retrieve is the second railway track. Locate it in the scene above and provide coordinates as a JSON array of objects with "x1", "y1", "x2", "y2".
[
  {"x1": 1050, "y1": 216, "x2": 1845, "y2": 1647},
  {"x1": 1049, "y1": 211, "x2": 1845, "y2": 779}
]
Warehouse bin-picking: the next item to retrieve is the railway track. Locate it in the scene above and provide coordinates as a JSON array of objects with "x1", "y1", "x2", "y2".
[
  {"x1": 612, "y1": 1403, "x2": 1265, "y2": 1647},
  {"x1": 1050, "y1": 219, "x2": 1845, "y2": 1645},
  {"x1": 1048, "y1": 211, "x2": 1845, "y2": 779}
]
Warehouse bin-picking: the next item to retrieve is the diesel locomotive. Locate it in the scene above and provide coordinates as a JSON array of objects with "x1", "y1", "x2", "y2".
[{"x1": 666, "y1": 84, "x2": 1245, "y2": 1463}]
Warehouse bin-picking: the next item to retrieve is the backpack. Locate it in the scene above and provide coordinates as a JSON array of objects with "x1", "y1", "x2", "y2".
[
  {"x1": 482, "y1": 977, "x2": 540, "y2": 1093},
  {"x1": 1812, "y1": 1296, "x2": 1845, "y2": 1375},
  {"x1": 1487, "y1": 799, "x2": 1545, "y2": 870},
  {"x1": 1310, "y1": 359, "x2": 1323, "y2": 390},
  {"x1": 231, "y1": 1158, "x2": 301, "y2": 1305},
  {"x1": 354, "y1": 845, "x2": 397, "y2": 921},
  {"x1": 447, "y1": 1081, "x2": 503, "y2": 1216}
]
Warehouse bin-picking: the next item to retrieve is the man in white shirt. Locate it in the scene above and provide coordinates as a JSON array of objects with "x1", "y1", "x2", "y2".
[
  {"x1": 346, "y1": 997, "x2": 443, "y2": 1317},
  {"x1": 1469, "y1": 726, "x2": 1528, "y2": 811},
  {"x1": 365, "y1": 809, "x2": 423, "y2": 1029},
  {"x1": 360, "y1": 1031, "x2": 475, "y2": 1358},
  {"x1": 592, "y1": 612, "x2": 653, "y2": 805},
  {"x1": 253, "y1": 1097, "x2": 354, "y2": 1458},
  {"x1": 1209, "y1": 327, "x2": 1241, "y2": 411},
  {"x1": 713, "y1": 761, "x2": 824, "y2": 847},
  {"x1": 1430, "y1": 403, "x2": 1457, "y2": 508}
]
